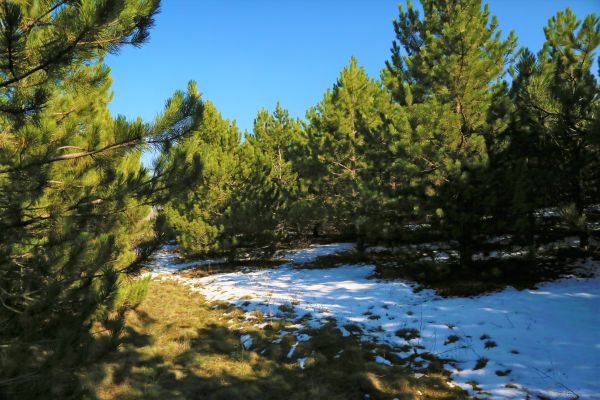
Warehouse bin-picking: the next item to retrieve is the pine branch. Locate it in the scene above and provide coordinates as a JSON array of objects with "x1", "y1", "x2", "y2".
[
  {"x1": 22, "y1": 1, "x2": 69, "y2": 34},
  {"x1": 0, "y1": 137, "x2": 141, "y2": 174},
  {"x1": 0, "y1": 28, "x2": 89, "y2": 89}
]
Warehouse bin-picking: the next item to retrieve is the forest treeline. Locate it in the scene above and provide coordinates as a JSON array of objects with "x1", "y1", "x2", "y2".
[
  {"x1": 0, "y1": 0, "x2": 598, "y2": 397},
  {"x1": 160, "y1": 3, "x2": 600, "y2": 267}
]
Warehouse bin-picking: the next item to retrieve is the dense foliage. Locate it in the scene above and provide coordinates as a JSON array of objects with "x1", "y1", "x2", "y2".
[
  {"x1": 0, "y1": 0, "x2": 598, "y2": 397},
  {"x1": 0, "y1": 1, "x2": 203, "y2": 397},
  {"x1": 163, "y1": 1, "x2": 599, "y2": 261}
]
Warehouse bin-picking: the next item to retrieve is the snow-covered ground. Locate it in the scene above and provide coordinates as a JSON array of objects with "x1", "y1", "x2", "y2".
[
  {"x1": 149, "y1": 243, "x2": 600, "y2": 399},
  {"x1": 145, "y1": 243, "x2": 226, "y2": 274}
]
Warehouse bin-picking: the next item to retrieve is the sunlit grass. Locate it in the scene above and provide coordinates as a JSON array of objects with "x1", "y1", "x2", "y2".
[{"x1": 84, "y1": 280, "x2": 467, "y2": 399}]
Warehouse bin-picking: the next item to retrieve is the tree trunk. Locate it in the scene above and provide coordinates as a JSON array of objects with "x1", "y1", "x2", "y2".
[
  {"x1": 456, "y1": 186, "x2": 474, "y2": 270},
  {"x1": 228, "y1": 247, "x2": 237, "y2": 263},
  {"x1": 526, "y1": 210, "x2": 537, "y2": 259},
  {"x1": 573, "y1": 146, "x2": 588, "y2": 250},
  {"x1": 312, "y1": 222, "x2": 320, "y2": 238},
  {"x1": 458, "y1": 208, "x2": 474, "y2": 270},
  {"x1": 579, "y1": 229, "x2": 589, "y2": 250},
  {"x1": 459, "y1": 235, "x2": 474, "y2": 270}
]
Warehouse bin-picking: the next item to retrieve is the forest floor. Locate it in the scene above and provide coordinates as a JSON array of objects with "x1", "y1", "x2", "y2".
[{"x1": 90, "y1": 243, "x2": 599, "y2": 399}]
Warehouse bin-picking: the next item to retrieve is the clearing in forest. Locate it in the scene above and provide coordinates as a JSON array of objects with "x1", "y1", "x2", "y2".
[{"x1": 146, "y1": 243, "x2": 600, "y2": 400}]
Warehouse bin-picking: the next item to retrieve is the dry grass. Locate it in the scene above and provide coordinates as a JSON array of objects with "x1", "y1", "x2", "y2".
[
  {"x1": 175, "y1": 259, "x2": 286, "y2": 279},
  {"x1": 82, "y1": 281, "x2": 468, "y2": 400}
]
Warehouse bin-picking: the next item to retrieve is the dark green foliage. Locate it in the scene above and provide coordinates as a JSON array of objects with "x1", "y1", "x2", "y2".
[
  {"x1": 159, "y1": 1, "x2": 599, "y2": 269},
  {"x1": 384, "y1": 0, "x2": 517, "y2": 266},
  {"x1": 301, "y1": 57, "x2": 401, "y2": 243},
  {"x1": 2, "y1": 2, "x2": 599, "y2": 395},
  {"x1": 160, "y1": 102, "x2": 302, "y2": 257},
  {"x1": 223, "y1": 104, "x2": 302, "y2": 255},
  {"x1": 528, "y1": 10, "x2": 599, "y2": 248},
  {"x1": 492, "y1": 49, "x2": 551, "y2": 250},
  {"x1": 159, "y1": 101, "x2": 240, "y2": 254},
  {"x1": 0, "y1": 1, "x2": 203, "y2": 397},
  {"x1": 493, "y1": 9, "x2": 600, "y2": 252}
]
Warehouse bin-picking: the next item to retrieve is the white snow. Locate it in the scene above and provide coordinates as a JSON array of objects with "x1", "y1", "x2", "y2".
[
  {"x1": 240, "y1": 334, "x2": 253, "y2": 349},
  {"x1": 150, "y1": 243, "x2": 600, "y2": 399},
  {"x1": 375, "y1": 356, "x2": 393, "y2": 366},
  {"x1": 145, "y1": 243, "x2": 226, "y2": 274},
  {"x1": 278, "y1": 242, "x2": 355, "y2": 264},
  {"x1": 297, "y1": 357, "x2": 308, "y2": 369},
  {"x1": 287, "y1": 343, "x2": 298, "y2": 358},
  {"x1": 295, "y1": 333, "x2": 312, "y2": 342}
]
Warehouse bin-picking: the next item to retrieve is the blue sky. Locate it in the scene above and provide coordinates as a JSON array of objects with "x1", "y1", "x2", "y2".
[{"x1": 106, "y1": 0, "x2": 600, "y2": 134}]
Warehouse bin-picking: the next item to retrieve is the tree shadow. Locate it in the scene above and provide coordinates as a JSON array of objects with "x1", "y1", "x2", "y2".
[{"x1": 84, "y1": 305, "x2": 467, "y2": 400}]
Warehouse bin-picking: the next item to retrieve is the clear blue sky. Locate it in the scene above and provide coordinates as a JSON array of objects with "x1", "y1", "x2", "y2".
[{"x1": 106, "y1": 0, "x2": 600, "y2": 134}]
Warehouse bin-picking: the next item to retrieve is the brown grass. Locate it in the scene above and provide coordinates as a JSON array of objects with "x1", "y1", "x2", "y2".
[
  {"x1": 82, "y1": 281, "x2": 468, "y2": 400},
  {"x1": 175, "y1": 258, "x2": 286, "y2": 279}
]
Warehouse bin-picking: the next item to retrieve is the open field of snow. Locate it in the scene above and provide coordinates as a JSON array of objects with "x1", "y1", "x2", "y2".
[{"x1": 149, "y1": 243, "x2": 600, "y2": 399}]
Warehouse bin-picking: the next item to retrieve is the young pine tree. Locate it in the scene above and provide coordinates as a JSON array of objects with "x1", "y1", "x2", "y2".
[
  {"x1": 223, "y1": 105, "x2": 301, "y2": 256},
  {"x1": 384, "y1": 0, "x2": 516, "y2": 267},
  {"x1": 303, "y1": 57, "x2": 392, "y2": 243},
  {"x1": 495, "y1": 49, "x2": 555, "y2": 251},
  {"x1": 0, "y1": 2, "x2": 203, "y2": 396},
  {"x1": 159, "y1": 101, "x2": 241, "y2": 255},
  {"x1": 531, "y1": 9, "x2": 599, "y2": 249}
]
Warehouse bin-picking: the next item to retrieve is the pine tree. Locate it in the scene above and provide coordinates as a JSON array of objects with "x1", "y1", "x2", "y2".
[
  {"x1": 303, "y1": 57, "x2": 391, "y2": 243},
  {"x1": 222, "y1": 104, "x2": 301, "y2": 257},
  {"x1": 0, "y1": 2, "x2": 203, "y2": 396},
  {"x1": 359, "y1": 81, "x2": 414, "y2": 244},
  {"x1": 491, "y1": 48, "x2": 563, "y2": 253},
  {"x1": 384, "y1": 0, "x2": 516, "y2": 267},
  {"x1": 252, "y1": 104, "x2": 302, "y2": 239},
  {"x1": 159, "y1": 101, "x2": 241, "y2": 255},
  {"x1": 529, "y1": 9, "x2": 599, "y2": 249}
]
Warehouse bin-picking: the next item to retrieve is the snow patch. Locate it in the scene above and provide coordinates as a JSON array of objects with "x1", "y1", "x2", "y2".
[
  {"x1": 297, "y1": 357, "x2": 308, "y2": 369},
  {"x1": 240, "y1": 334, "x2": 253, "y2": 350},
  {"x1": 375, "y1": 356, "x2": 393, "y2": 366},
  {"x1": 280, "y1": 242, "x2": 354, "y2": 264},
  {"x1": 150, "y1": 243, "x2": 600, "y2": 399},
  {"x1": 287, "y1": 343, "x2": 298, "y2": 358}
]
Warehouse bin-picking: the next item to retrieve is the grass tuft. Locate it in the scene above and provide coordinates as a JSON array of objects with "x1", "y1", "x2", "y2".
[
  {"x1": 443, "y1": 335, "x2": 460, "y2": 346},
  {"x1": 395, "y1": 328, "x2": 420, "y2": 341},
  {"x1": 495, "y1": 369, "x2": 512, "y2": 376}
]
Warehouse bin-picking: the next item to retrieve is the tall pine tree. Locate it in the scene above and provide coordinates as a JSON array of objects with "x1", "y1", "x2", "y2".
[
  {"x1": 532, "y1": 9, "x2": 599, "y2": 249},
  {"x1": 0, "y1": 2, "x2": 203, "y2": 396},
  {"x1": 223, "y1": 104, "x2": 301, "y2": 256},
  {"x1": 159, "y1": 101, "x2": 241, "y2": 255},
  {"x1": 384, "y1": 0, "x2": 516, "y2": 267}
]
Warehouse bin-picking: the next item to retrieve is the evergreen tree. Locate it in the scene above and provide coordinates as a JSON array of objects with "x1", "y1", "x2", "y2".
[
  {"x1": 496, "y1": 49, "x2": 554, "y2": 251},
  {"x1": 223, "y1": 104, "x2": 301, "y2": 256},
  {"x1": 384, "y1": 0, "x2": 516, "y2": 267},
  {"x1": 359, "y1": 83, "x2": 414, "y2": 244},
  {"x1": 0, "y1": 2, "x2": 203, "y2": 396},
  {"x1": 303, "y1": 57, "x2": 391, "y2": 243},
  {"x1": 159, "y1": 101, "x2": 241, "y2": 255},
  {"x1": 530, "y1": 9, "x2": 599, "y2": 249},
  {"x1": 252, "y1": 104, "x2": 302, "y2": 239}
]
